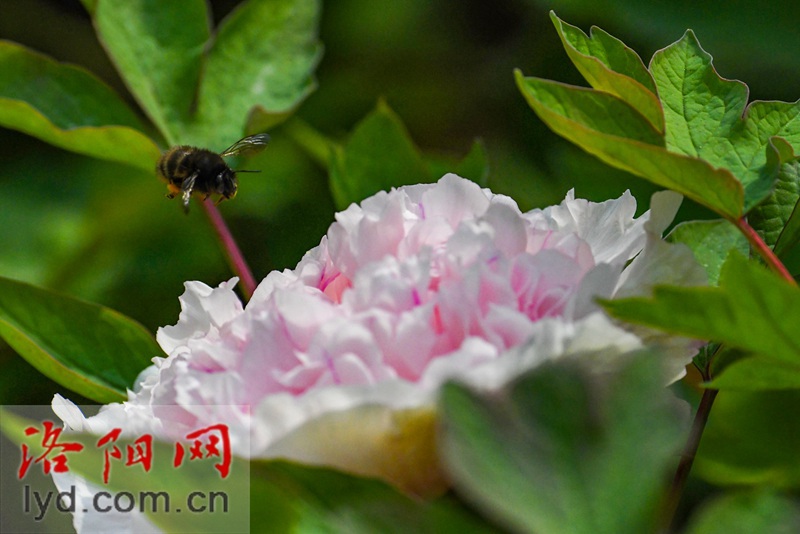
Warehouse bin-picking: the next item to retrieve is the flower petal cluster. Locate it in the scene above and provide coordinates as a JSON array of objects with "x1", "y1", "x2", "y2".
[{"x1": 56, "y1": 174, "x2": 705, "y2": 498}]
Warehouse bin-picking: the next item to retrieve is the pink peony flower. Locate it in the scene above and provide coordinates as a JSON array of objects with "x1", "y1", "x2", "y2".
[{"x1": 55, "y1": 174, "x2": 705, "y2": 509}]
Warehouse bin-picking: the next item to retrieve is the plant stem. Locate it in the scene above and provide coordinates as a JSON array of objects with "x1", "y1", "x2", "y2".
[
  {"x1": 660, "y1": 219, "x2": 792, "y2": 530},
  {"x1": 200, "y1": 199, "x2": 256, "y2": 300},
  {"x1": 734, "y1": 217, "x2": 796, "y2": 285},
  {"x1": 660, "y1": 386, "x2": 719, "y2": 532}
]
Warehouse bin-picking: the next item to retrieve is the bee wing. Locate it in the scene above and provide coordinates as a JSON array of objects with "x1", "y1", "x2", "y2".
[
  {"x1": 219, "y1": 133, "x2": 271, "y2": 158},
  {"x1": 181, "y1": 171, "x2": 199, "y2": 213}
]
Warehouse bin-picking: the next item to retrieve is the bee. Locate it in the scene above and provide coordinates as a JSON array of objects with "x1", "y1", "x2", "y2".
[{"x1": 156, "y1": 133, "x2": 271, "y2": 213}]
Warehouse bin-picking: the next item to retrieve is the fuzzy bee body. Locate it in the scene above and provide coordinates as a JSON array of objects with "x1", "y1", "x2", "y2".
[{"x1": 156, "y1": 133, "x2": 270, "y2": 213}]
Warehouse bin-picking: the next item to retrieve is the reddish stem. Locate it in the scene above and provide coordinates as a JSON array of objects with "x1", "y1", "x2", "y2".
[
  {"x1": 200, "y1": 199, "x2": 257, "y2": 300},
  {"x1": 734, "y1": 217, "x2": 796, "y2": 285}
]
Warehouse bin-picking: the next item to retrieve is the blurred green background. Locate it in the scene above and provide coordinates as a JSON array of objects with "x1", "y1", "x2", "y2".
[{"x1": 1, "y1": 0, "x2": 799, "y2": 405}]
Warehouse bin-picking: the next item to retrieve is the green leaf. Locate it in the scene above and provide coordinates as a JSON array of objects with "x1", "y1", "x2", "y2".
[
  {"x1": 327, "y1": 102, "x2": 488, "y2": 209},
  {"x1": 252, "y1": 461, "x2": 497, "y2": 533},
  {"x1": 696, "y1": 390, "x2": 800, "y2": 487},
  {"x1": 94, "y1": 0, "x2": 322, "y2": 150},
  {"x1": 79, "y1": 0, "x2": 96, "y2": 14},
  {"x1": 516, "y1": 72, "x2": 744, "y2": 216},
  {"x1": 191, "y1": 0, "x2": 323, "y2": 149},
  {"x1": 426, "y1": 138, "x2": 490, "y2": 187},
  {"x1": 439, "y1": 354, "x2": 686, "y2": 534},
  {"x1": 0, "y1": 276, "x2": 159, "y2": 403},
  {"x1": 749, "y1": 139, "x2": 800, "y2": 261},
  {"x1": 650, "y1": 30, "x2": 748, "y2": 158},
  {"x1": 0, "y1": 408, "x2": 34, "y2": 446},
  {"x1": 34, "y1": 434, "x2": 494, "y2": 534},
  {"x1": 685, "y1": 490, "x2": 800, "y2": 534},
  {"x1": 602, "y1": 253, "x2": 800, "y2": 390},
  {"x1": 666, "y1": 219, "x2": 748, "y2": 285},
  {"x1": 707, "y1": 356, "x2": 800, "y2": 390},
  {"x1": 94, "y1": 0, "x2": 210, "y2": 144},
  {"x1": 550, "y1": 12, "x2": 664, "y2": 132},
  {"x1": 522, "y1": 21, "x2": 800, "y2": 219},
  {"x1": 650, "y1": 31, "x2": 800, "y2": 212},
  {"x1": 330, "y1": 100, "x2": 431, "y2": 208},
  {"x1": 777, "y1": 208, "x2": 800, "y2": 280},
  {"x1": 0, "y1": 41, "x2": 160, "y2": 171},
  {"x1": 776, "y1": 196, "x2": 800, "y2": 261},
  {"x1": 516, "y1": 76, "x2": 664, "y2": 145},
  {"x1": 691, "y1": 343, "x2": 720, "y2": 377},
  {"x1": 452, "y1": 139, "x2": 490, "y2": 186}
]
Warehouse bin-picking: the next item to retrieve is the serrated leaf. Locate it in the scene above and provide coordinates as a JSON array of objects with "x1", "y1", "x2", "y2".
[
  {"x1": 666, "y1": 219, "x2": 748, "y2": 285},
  {"x1": 550, "y1": 12, "x2": 664, "y2": 132},
  {"x1": 650, "y1": 31, "x2": 800, "y2": 212},
  {"x1": 0, "y1": 41, "x2": 160, "y2": 171},
  {"x1": 650, "y1": 31, "x2": 748, "y2": 158},
  {"x1": 696, "y1": 390, "x2": 800, "y2": 487},
  {"x1": 685, "y1": 490, "x2": 800, "y2": 534},
  {"x1": 523, "y1": 21, "x2": 800, "y2": 219},
  {"x1": 0, "y1": 277, "x2": 159, "y2": 403},
  {"x1": 439, "y1": 354, "x2": 686, "y2": 534},
  {"x1": 749, "y1": 139, "x2": 800, "y2": 259},
  {"x1": 94, "y1": 0, "x2": 210, "y2": 144},
  {"x1": 516, "y1": 72, "x2": 745, "y2": 216},
  {"x1": 602, "y1": 253, "x2": 800, "y2": 390},
  {"x1": 330, "y1": 101, "x2": 431, "y2": 208},
  {"x1": 190, "y1": 0, "x2": 323, "y2": 149}
]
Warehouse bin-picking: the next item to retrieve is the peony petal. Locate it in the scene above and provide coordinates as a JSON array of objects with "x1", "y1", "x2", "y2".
[
  {"x1": 482, "y1": 202, "x2": 528, "y2": 256},
  {"x1": 156, "y1": 278, "x2": 243, "y2": 354},
  {"x1": 527, "y1": 189, "x2": 649, "y2": 265},
  {"x1": 616, "y1": 235, "x2": 708, "y2": 299},
  {"x1": 265, "y1": 404, "x2": 444, "y2": 497},
  {"x1": 420, "y1": 173, "x2": 493, "y2": 228},
  {"x1": 646, "y1": 190, "x2": 683, "y2": 236},
  {"x1": 52, "y1": 471, "x2": 162, "y2": 534}
]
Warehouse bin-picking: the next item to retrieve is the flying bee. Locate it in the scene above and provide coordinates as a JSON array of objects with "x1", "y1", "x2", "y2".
[{"x1": 156, "y1": 133, "x2": 271, "y2": 213}]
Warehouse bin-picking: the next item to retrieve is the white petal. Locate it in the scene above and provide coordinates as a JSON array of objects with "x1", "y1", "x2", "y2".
[{"x1": 421, "y1": 173, "x2": 492, "y2": 227}]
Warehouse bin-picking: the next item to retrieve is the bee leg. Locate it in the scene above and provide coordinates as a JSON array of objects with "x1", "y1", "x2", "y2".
[{"x1": 181, "y1": 172, "x2": 199, "y2": 214}]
